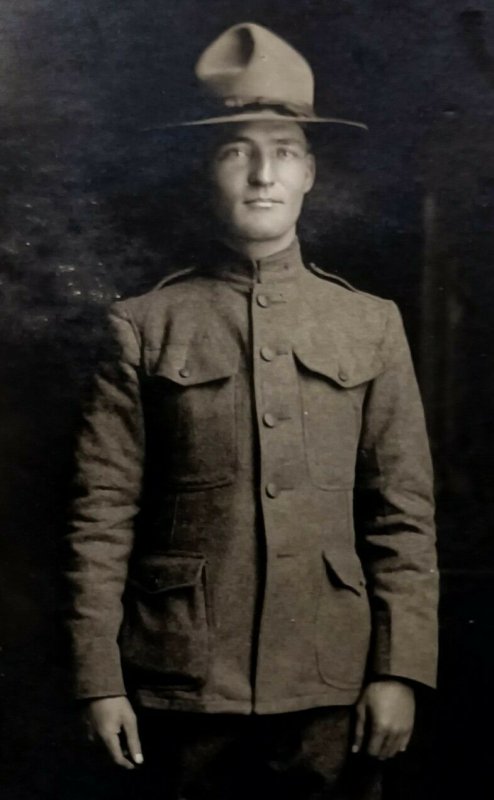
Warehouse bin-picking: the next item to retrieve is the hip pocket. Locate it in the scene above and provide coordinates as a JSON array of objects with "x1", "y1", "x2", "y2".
[
  {"x1": 316, "y1": 549, "x2": 371, "y2": 689},
  {"x1": 119, "y1": 552, "x2": 209, "y2": 689}
]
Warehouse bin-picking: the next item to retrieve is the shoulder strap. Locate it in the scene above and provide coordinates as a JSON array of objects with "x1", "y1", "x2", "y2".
[
  {"x1": 306, "y1": 261, "x2": 359, "y2": 292},
  {"x1": 307, "y1": 262, "x2": 392, "y2": 307},
  {"x1": 152, "y1": 266, "x2": 198, "y2": 291}
]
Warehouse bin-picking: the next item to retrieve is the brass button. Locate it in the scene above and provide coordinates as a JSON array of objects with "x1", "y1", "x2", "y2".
[
  {"x1": 265, "y1": 482, "x2": 280, "y2": 498},
  {"x1": 179, "y1": 367, "x2": 190, "y2": 378},
  {"x1": 263, "y1": 412, "x2": 276, "y2": 428},
  {"x1": 260, "y1": 345, "x2": 275, "y2": 362},
  {"x1": 257, "y1": 294, "x2": 269, "y2": 308}
]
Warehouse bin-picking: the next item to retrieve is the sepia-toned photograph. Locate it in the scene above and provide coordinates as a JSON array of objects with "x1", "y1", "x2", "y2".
[{"x1": 1, "y1": 2, "x2": 493, "y2": 798}]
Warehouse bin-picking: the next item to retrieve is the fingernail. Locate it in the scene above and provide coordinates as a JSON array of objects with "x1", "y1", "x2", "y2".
[
  {"x1": 351, "y1": 745, "x2": 358, "y2": 753},
  {"x1": 134, "y1": 754, "x2": 144, "y2": 764}
]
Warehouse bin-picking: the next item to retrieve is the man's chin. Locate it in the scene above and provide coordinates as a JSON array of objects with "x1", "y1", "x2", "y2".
[{"x1": 230, "y1": 226, "x2": 291, "y2": 243}]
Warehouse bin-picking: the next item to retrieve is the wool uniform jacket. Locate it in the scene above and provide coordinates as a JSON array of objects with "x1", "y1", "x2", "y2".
[{"x1": 66, "y1": 238, "x2": 438, "y2": 714}]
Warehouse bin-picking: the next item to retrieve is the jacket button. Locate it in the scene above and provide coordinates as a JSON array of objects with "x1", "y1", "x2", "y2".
[
  {"x1": 265, "y1": 482, "x2": 280, "y2": 498},
  {"x1": 263, "y1": 412, "x2": 276, "y2": 428},
  {"x1": 338, "y1": 369, "x2": 348, "y2": 382},
  {"x1": 179, "y1": 367, "x2": 190, "y2": 378},
  {"x1": 260, "y1": 346, "x2": 275, "y2": 361},
  {"x1": 257, "y1": 294, "x2": 269, "y2": 308}
]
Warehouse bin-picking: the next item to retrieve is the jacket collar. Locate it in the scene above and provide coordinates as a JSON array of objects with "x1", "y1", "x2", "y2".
[{"x1": 203, "y1": 237, "x2": 305, "y2": 287}]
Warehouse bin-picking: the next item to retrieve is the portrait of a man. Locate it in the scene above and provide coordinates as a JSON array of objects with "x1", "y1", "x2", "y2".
[
  {"x1": 65, "y1": 22, "x2": 437, "y2": 800},
  {"x1": 1, "y1": 4, "x2": 494, "y2": 800}
]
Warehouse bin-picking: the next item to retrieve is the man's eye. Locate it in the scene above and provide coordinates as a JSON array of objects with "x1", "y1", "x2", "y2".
[
  {"x1": 277, "y1": 147, "x2": 300, "y2": 159},
  {"x1": 217, "y1": 146, "x2": 248, "y2": 161}
]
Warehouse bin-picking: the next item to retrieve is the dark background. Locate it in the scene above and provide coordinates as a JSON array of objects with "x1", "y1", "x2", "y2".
[{"x1": 1, "y1": 1, "x2": 493, "y2": 797}]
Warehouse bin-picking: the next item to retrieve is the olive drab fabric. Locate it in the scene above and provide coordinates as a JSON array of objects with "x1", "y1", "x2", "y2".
[{"x1": 66, "y1": 238, "x2": 438, "y2": 714}]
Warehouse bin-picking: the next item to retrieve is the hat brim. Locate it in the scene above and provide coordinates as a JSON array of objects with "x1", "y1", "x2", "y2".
[{"x1": 143, "y1": 109, "x2": 368, "y2": 132}]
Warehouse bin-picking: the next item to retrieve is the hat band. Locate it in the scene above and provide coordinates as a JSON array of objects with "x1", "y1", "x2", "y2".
[{"x1": 208, "y1": 96, "x2": 315, "y2": 119}]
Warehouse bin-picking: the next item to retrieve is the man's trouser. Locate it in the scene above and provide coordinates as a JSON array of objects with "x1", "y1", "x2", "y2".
[{"x1": 133, "y1": 706, "x2": 382, "y2": 800}]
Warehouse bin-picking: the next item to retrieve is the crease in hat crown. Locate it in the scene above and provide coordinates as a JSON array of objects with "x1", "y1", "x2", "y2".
[
  {"x1": 149, "y1": 22, "x2": 367, "y2": 130},
  {"x1": 196, "y1": 23, "x2": 315, "y2": 117}
]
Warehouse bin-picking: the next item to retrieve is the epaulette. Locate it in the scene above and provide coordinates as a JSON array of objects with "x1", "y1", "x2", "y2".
[
  {"x1": 307, "y1": 261, "x2": 359, "y2": 292},
  {"x1": 152, "y1": 266, "x2": 198, "y2": 291}
]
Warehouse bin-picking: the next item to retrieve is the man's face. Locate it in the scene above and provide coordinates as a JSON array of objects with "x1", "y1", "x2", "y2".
[{"x1": 208, "y1": 120, "x2": 316, "y2": 249}]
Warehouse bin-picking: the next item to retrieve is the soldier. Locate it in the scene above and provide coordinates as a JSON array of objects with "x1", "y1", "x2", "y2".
[{"x1": 66, "y1": 22, "x2": 438, "y2": 800}]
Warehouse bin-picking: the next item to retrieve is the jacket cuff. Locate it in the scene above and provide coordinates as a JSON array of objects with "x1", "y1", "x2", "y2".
[
  {"x1": 370, "y1": 625, "x2": 438, "y2": 690},
  {"x1": 72, "y1": 636, "x2": 126, "y2": 700}
]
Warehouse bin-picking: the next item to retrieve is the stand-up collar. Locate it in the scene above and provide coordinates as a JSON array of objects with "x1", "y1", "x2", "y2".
[{"x1": 203, "y1": 237, "x2": 305, "y2": 287}]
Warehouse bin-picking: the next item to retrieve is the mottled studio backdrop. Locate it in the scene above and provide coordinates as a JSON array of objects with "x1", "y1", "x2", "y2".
[{"x1": 1, "y1": 1, "x2": 494, "y2": 798}]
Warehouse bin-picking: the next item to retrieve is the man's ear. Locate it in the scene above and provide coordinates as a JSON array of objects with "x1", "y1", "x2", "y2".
[{"x1": 304, "y1": 153, "x2": 316, "y2": 194}]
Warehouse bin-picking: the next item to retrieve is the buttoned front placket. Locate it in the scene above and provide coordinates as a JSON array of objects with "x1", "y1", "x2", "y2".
[
  {"x1": 252, "y1": 278, "x2": 304, "y2": 518},
  {"x1": 248, "y1": 252, "x2": 321, "y2": 711}
]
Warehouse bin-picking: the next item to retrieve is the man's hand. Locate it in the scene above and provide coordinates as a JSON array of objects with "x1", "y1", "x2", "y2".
[
  {"x1": 83, "y1": 696, "x2": 143, "y2": 770},
  {"x1": 352, "y1": 680, "x2": 415, "y2": 760}
]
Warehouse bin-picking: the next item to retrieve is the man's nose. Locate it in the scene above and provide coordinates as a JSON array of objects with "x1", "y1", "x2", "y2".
[{"x1": 248, "y1": 153, "x2": 275, "y2": 186}]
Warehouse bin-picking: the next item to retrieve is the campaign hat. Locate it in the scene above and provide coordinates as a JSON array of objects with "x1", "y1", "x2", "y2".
[{"x1": 149, "y1": 22, "x2": 367, "y2": 130}]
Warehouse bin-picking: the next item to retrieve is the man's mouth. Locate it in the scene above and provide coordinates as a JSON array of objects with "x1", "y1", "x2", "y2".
[{"x1": 244, "y1": 199, "x2": 283, "y2": 208}]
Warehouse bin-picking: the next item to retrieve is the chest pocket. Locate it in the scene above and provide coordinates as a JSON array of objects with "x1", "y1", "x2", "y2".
[
  {"x1": 142, "y1": 342, "x2": 239, "y2": 490},
  {"x1": 293, "y1": 342, "x2": 382, "y2": 490}
]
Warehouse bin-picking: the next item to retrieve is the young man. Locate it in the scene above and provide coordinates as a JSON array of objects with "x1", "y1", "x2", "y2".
[{"x1": 66, "y1": 23, "x2": 438, "y2": 799}]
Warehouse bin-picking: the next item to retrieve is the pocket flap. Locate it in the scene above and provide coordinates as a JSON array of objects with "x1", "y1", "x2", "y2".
[
  {"x1": 322, "y1": 549, "x2": 367, "y2": 595},
  {"x1": 129, "y1": 553, "x2": 206, "y2": 593},
  {"x1": 293, "y1": 342, "x2": 382, "y2": 388},
  {"x1": 147, "y1": 343, "x2": 238, "y2": 386}
]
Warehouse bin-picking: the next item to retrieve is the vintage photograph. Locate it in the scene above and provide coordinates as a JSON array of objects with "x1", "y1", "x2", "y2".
[{"x1": 1, "y1": 2, "x2": 493, "y2": 799}]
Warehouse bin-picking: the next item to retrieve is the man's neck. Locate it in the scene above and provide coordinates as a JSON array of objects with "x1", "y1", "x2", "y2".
[{"x1": 219, "y1": 231, "x2": 297, "y2": 262}]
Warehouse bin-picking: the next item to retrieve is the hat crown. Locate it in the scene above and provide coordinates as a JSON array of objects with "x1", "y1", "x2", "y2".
[{"x1": 195, "y1": 23, "x2": 314, "y2": 115}]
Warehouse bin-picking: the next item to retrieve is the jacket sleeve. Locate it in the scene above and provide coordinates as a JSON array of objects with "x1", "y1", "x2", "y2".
[
  {"x1": 65, "y1": 303, "x2": 144, "y2": 699},
  {"x1": 355, "y1": 301, "x2": 439, "y2": 689}
]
